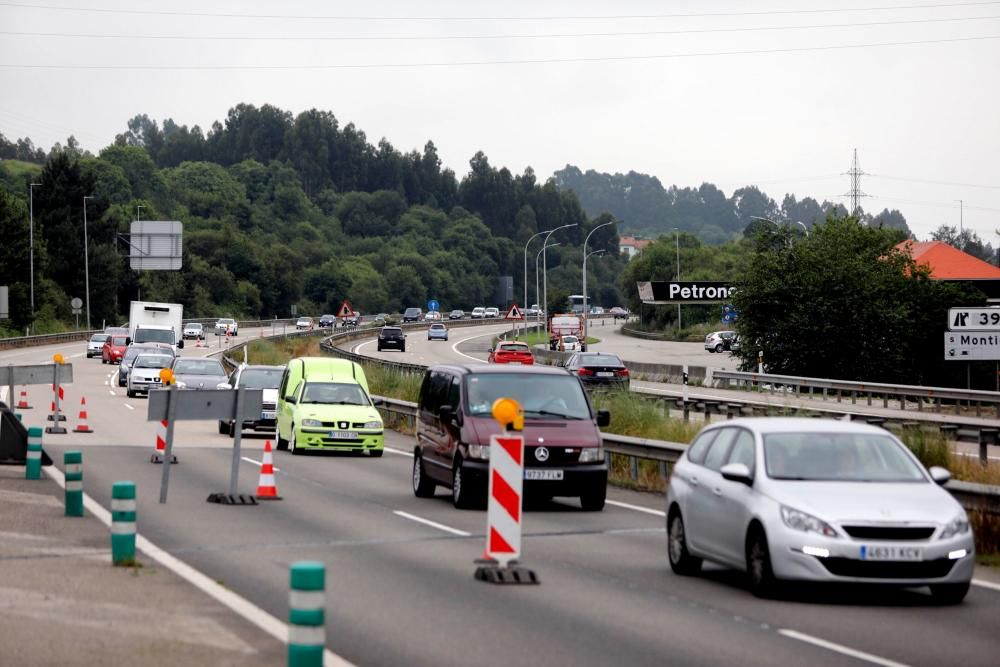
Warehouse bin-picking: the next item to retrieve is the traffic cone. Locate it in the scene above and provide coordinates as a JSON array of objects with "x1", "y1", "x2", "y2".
[
  {"x1": 255, "y1": 440, "x2": 282, "y2": 500},
  {"x1": 16, "y1": 388, "x2": 31, "y2": 410},
  {"x1": 73, "y1": 396, "x2": 94, "y2": 433}
]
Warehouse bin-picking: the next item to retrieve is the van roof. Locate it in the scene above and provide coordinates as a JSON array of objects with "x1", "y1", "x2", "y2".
[
  {"x1": 293, "y1": 357, "x2": 363, "y2": 382},
  {"x1": 427, "y1": 363, "x2": 571, "y2": 377}
]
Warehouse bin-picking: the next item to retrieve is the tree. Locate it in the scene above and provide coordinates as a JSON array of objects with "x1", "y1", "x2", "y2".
[{"x1": 931, "y1": 225, "x2": 995, "y2": 263}]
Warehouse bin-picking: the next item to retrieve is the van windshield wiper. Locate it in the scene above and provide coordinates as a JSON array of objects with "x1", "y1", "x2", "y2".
[{"x1": 524, "y1": 410, "x2": 584, "y2": 420}]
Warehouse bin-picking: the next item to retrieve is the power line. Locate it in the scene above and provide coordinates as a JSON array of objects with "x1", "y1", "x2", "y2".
[
  {"x1": 868, "y1": 173, "x2": 1000, "y2": 190},
  {"x1": 1, "y1": 0, "x2": 999, "y2": 21},
  {"x1": 869, "y1": 194, "x2": 1000, "y2": 212},
  {"x1": 2, "y1": 34, "x2": 998, "y2": 70},
  {"x1": 4, "y1": 14, "x2": 1000, "y2": 42}
]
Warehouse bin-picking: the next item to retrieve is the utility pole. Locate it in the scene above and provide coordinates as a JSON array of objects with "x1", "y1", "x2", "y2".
[
  {"x1": 29, "y1": 182, "x2": 41, "y2": 320},
  {"x1": 673, "y1": 228, "x2": 682, "y2": 332},
  {"x1": 956, "y1": 199, "x2": 963, "y2": 235},
  {"x1": 842, "y1": 148, "x2": 868, "y2": 220}
]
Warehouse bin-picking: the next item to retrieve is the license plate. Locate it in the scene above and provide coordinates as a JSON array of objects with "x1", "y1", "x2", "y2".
[
  {"x1": 261, "y1": 411, "x2": 276, "y2": 420},
  {"x1": 597, "y1": 371, "x2": 614, "y2": 377},
  {"x1": 860, "y1": 545, "x2": 922, "y2": 561},
  {"x1": 329, "y1": 431, "x2": 358, "y2": 440},
  {"x1": 509, "y1": 361, "x2": 521, "y2": 365},
  {"x1": 525, "y1": 469, "x2": 563, "y2": 481}
]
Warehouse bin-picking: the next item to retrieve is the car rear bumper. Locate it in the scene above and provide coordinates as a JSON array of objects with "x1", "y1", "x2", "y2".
[
  {"x1": 460, "y1": 460, "x2": 608, "y2": 497},
  {"x1": 579, "y1": 377, "x2": 629, "y2": 389}
]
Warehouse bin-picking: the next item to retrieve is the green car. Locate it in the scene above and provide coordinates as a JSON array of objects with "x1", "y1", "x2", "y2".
[{"x1": 275, "y1": 357, "x2": 384, "y2": 456}]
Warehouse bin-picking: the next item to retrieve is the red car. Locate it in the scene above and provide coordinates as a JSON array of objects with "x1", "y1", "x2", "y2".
[
  {"x1": 101, "y1": 335, "x2": 129, "y2": 364},
  {"x1": 488, "y1": 341, "x2": 535, "y2": 365}
]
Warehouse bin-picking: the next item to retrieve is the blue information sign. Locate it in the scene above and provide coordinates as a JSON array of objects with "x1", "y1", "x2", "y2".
[
  {"x1": 721, "y1": 304, "x2": 737, "y2": 324},
  {"x1": 427, "y1": 299, "x2": 440, "y2": 312}
]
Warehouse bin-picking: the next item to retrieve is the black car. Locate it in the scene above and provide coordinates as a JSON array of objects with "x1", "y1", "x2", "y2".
[
  {"x1": 402, "y1": 307, "x2": 423, "y2": 323},
  {"x1": 377, "y1": 326, "x2": 406, "y2": 352},
  {"x1": 217, "y1": 364, "x2": 284, "y2": 437},
  {"x1": 318, "y1": 314, "x2": 336, "y2": 328},
  {"x1": 448, "y1": 309, "x2": 465, "y2": 320},
  {"x1": 563, "y1": 352, "x2": 630, "y2": 390}
]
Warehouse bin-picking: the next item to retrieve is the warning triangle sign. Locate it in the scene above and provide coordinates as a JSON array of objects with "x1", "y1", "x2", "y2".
[
  {"x1": 504, "y1": 304, "x2": 524, "y2": 321},
  {"x1": 337, "y1": 300, "x2": 353, "y2": 318}
]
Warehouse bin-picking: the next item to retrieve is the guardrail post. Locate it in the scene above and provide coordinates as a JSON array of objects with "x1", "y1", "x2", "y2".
[
  {"x1": 64, "y1": 451, "x2": 83, "y2": 517},
  {"x1": 981, "y1": 428, "x2": 998, "y2": 467},
  {"x1": 288, "y1": 561, "x2": 325, "y2": 667},
  {"x1": 25, "y1": 426, "x2": 42, "y2": 479},
  {"x1": 629, "y1": 456, "x2": 639, "y2": 482},
  {"x1": 111, "y1": 481, "x2": 137, "y2": 566}
]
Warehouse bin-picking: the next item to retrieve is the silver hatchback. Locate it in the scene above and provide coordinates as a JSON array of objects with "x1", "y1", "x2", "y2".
[{"x1": 666, "y1": 418, "x2": 974, "y2": 603}]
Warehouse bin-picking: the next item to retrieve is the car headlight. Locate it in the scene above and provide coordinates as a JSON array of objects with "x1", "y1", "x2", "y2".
[
  {"x1": 579, "y1": 446, "x2": 605, "y2": 463},
  {"x1": 174, "y1": 380, "x2": 187, "y2": 389},
  {"x1": 467, "y1": 444, "x2": 490, "y2": 460},
  {"x1": 363, "y1": 420, "x2": 382, "y2": 430},
  {"x1": 301, "y1": 419, "x2": 322, "y2": 427},
  {"x1": 780, "y1": 505, "x2": 839, "y2": 538},
  {"x1": 939, "y1": 513, "x2": 970, "y2": 540}
]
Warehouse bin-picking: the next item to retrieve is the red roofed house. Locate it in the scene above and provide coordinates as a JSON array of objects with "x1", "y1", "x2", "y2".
[
  {"x1": 619, "y1": 235, "x2": 652, "y2": 260},
  {"x1": 895, "y1": 240, "x2": 1000, "y2": 300}
]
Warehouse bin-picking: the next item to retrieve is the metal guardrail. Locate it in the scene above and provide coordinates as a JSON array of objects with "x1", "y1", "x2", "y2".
[{"x1": 713, "y1": 370, "x2": 1000, "y2": 418}]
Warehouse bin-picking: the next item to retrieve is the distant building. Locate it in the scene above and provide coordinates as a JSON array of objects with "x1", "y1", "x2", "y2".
[
  {"x1": 895, "y1": 240, "x2": 1000, "y2": 301},
  {"x1": 619, "y1": 235, "x2": 652, "y2": 260}
]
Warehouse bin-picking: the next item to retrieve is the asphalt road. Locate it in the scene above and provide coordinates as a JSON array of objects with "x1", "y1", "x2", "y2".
[{"x1": 6, "y1": 332, "x2": 1000, "y2": 666}]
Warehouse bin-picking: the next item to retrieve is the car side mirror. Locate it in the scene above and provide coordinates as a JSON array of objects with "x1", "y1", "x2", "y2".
[
  {"x1": 125, "y1": 337, "x2": 131, "y2": 346},
  {"x1": 177, "y1": 340, "x2": 184, "y2": 349},
  {"x1": 596, "y1": 409, "x2": 611, "y2": 428},
  {"x1": 928, "y1": 466, "x2": 951, "y2": 485},
  {"x1": 285, "y1": 395, "x2": 297, "y2": 404},
  {"x1": 720, "y1": 462, "x2": 753, "y2": 486}
]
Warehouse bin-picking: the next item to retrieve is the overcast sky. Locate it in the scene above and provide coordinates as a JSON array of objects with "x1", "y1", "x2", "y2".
[{"x1": 1, "y1": 0, "x2": 998, "y2": 241}]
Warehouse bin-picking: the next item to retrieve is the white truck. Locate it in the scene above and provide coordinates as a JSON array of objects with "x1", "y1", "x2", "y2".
[
  {"x1": 129, "y1": 301, "x2": 185, "y2": 350},
  {"x1": 549, "y1": 313, "x2": 585, "y2": 351}
]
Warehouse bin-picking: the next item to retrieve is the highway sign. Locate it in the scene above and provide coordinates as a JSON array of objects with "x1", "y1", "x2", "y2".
[
  {"x1": 504, "y1": 304, "x2": 524, "y2": 320},
  {"x1": 427, "y1": 299, "x2": 440, "y2": 312},
  {"x1": 130, "y1": 220, "x2": 182, "y2": 270},
  {"x1": 721, "y1": 304, "x2": 737, "y2": 324},
  {"x1": 337, "y1": 300, "x2": 353, "y2": 318},
  {"x1": 948, "y1": 307, "x2": 1000, "y2": 331},
  {"x1": 944, "y1": 332, "x2": 1000, "y2": 361}
]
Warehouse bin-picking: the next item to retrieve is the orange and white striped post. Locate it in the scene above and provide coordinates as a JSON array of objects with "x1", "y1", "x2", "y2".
[{"x1": 474, "y1": 397, "x2": 538, "y2": 585}]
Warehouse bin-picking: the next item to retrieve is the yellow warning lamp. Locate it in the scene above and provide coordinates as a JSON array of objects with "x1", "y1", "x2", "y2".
[
  {"x1": 159, "y1": 368, "x2": 174, "y2": 386},
  {"x1": 53, "y1": 353, "x2": 65, "y2": 364},
  {"x1": 491, "y1": 397, "x2": 524, "y2": 432}
]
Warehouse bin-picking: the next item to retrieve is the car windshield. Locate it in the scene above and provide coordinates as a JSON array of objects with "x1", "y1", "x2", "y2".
[
  {"x1": 134, "y1": 355, "x2": 173, "y2": 369},
  {"x1": 465, "y1": 373, "x2": 590, "y2": 420},
  {"x1": 123, "y1": 346, "x2": 164, "y2": 364},
  {"x1": 763, "y1": 432, "x2": 926, "y2": 482},
  {"x1": 110, "y1": 336, "x2": 128, "y2": 346},
  {"x1": 499, "y1": 343, "x2": 529, "y2": 353},
  {"x1": 300, "y1": 382, "x2": 369, "y2": 405},
  {"x1": 90, "y1": 334, "x2": 108, "y2": 343},
  {"x1": 562, "y1": 336, "x2": 579, "y2": 343},
  {"x1": 578, "y1": 354, "x2": 621, "y2": 365},
  {"x1": 187, "y1": 323, "x2": 202, "y2": 330},
  {"x1": 134, "y1": 329, "x2": 174, "y2": 345},
  {"x1": 238, "y1": 369, "x2": 283, "y2": 389},
  {"x1": 173, "y1": 359, "x2": 225, "y2": 375},
  {"x1": 382, "y1": 328, "x2": 402, "y2": 336},
  {"x1": 431, "y1": 324, "x2": 446, "y2": 330}
]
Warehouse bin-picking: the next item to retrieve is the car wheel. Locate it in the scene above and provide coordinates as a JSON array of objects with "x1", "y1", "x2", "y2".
[
  {"x1": 715, "y1": 343, "x2": 724, "y2": 353},
  {"x1": 667, "y1": 509, "x2": 702, "y2": 575},
  {"x1": 451, "y1": 459, "x2": 477, "y2": 509},
  {"x1": 228, "y1": 421, "x2": 236, "y2": 439},
  {"x1": 401, "y1": 345, "x2": 406, "y2": 353},
  {"x1": 218, "y1": 420, "x2": 228, "y2": 434},
  {"x1": 930, "y1": 582, "x2": 970, "y2": 605},
  {"x1": 580, "y1": 484, "x2": 606, "y2": 511},
  {"x1": 413, "y1": 453, "x2": 436, "y2": 498},
  {"x1": 377, "y1": 344, "x2": 382, "y2": 351},
  {"x1": 276, "y1": 429, "x2": 288, "y2": 451},
  {"x1": 746, "y1": 526, "x2": 778, "y2": 598},
  {"x1": 289, "y1": 427, "x2": 300, "y2": 455},
  {"x1": 126, "y1": 389, "x2": 136, "y2": 398},
  {"x1": 370, "y1": 449, "x2": 384, "y2": 458}
]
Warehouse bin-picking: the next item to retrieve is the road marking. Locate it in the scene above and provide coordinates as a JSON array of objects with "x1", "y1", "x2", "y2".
[
  {"x1": 108, "y1": 390, "x2": 115, "y2": 396},
  {"x1": 393, "y1": 510, "x2": 471, "y2": 536},
  {"x1": 450, "y1": 330, "x2": 496, "y2": 364},
  {"x1": 124, "y1": 404, "x2": 134, "y2": 411},
  {"x1": 606, "y1": 499, "x2": 666, "y2": 517},
  {"x1": 778, "y1": 629, "x2": 908, "y2": 667},
  {"x1": 972, "y1": 578, "x2": 1000, "y2": 592},
  {"x1": 384, "y1": 446, "x2": 414, "y2": 458},
  {"x1": 240, "y1": 456, "x2": 281, "y2": 472},
  {"x1": 43, "y1": 465, "x2": 355, "y2": 667}
]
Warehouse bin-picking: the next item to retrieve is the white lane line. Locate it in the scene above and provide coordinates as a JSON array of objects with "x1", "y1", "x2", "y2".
[
  {"x1": 606, "y1": 499, "x2": 666, "y2": 517},
  {"x1": 108, "y1": 390, "x2": 115, "y2": 396},
  {"x1": 450, "y1": 329, "x2": 497, "y2": 364},
  {"x1": 778, "y1": 629, "x2": 908, "y2": 667},
  {"x1": 972, "y1": 578, "x2": 1000, "y2": 592},
  {"x1": 393, "y1": 510, "x2": 471, "y2": 537},
  {"x1": 124, "y1": 404, "x2": 134, "y2": 411},
  {"x1": 43, "y1": 465, "x2": 354, "y2": 667},
  {"x1": 240, "y1": 456, "x2": 281, "y2": 472},
  {"x1": 384, "y1": 447, "x2": 414, "y2": 458}
]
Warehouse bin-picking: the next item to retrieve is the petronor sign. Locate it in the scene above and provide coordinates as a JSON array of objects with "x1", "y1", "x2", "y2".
[{"x1": 637, "y1": 281, "x2": 737, "y2": 304}]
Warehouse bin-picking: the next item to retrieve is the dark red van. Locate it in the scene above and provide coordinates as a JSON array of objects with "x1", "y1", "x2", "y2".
[{"x1": 413, "y1": 364, "x2": 610, "y2": 510}]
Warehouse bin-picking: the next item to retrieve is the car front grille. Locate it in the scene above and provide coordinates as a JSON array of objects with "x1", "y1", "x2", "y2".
[
  {"x1": 318, "y1": 421, "x2": 372, "y2": 429},
  {"x1": 525, "y1": 445, "x2": 582, "y2": 467},
  {"x1": 842, "y1": 526, "x2": 936, "y2": 541},
  {"x1": 262, "y1": 402, "x2": 276, "y2": 411},
  {"x1": 819, "y1": 558, "x2": 955, "y2": 579}
]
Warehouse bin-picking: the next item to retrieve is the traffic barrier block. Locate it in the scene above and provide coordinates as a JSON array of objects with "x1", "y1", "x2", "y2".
[
  {"x1": 150, "y1": 419, "x2": 177, "y2": 464},
  {"x1": 72, "y1": 396, "x2": 93, "y2": 433},
  {"x1": 25, "y1": 426, "x2": 42, "y2": 480},
  {"x1": 64, "y1": 451, "x2": 83, "y2": 517},
  {"x1": 288, "y1": 561, "x2": 325, "y2": 667},
  {"x1": 111, "y1": 481, "x2": 137, "y2": 565}
]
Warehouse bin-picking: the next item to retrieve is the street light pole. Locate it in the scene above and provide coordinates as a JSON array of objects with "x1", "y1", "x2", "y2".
[
  {"x1": 136, "y1": 204, "x2": 144, "y2": 221},
  {"x1": 29, "y1": 182, "x2": 41, "y2": 320},
  {"x1": 536, "y1": 242, "x2": 559, "y2": 337},
  {"x1": 541, "y1": 223, "x2": 577, "y2": 337},
  {"x1": 583, "y1": 220, "x2": 614, "y2": 344},
  {"x1": 83, "y1": 196, "x2": 94, "y2": 330},
  {"x1": 523, "y1": 229, "x2": 550, "y2": 338},
  {"x1": 673, "y1": 228, "x2": 682, "y2": 332}
]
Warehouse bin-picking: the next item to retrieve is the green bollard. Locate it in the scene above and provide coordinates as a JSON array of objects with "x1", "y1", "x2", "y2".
[
  {"x1": 25, "y1": 426, "x2": 42, "y2": 480},
  {"x1": 110, "y1": 481, "x2": 136, "y2": 565},
  {"x1": 16, "y1": 413, "x2": 23, "y2": 421},
  {"x1": 288, "y1": 561, "x2": 326, "y2": 667},
  {"x1": 64, "y1": 451, "x2": 83, "y2": 517}
]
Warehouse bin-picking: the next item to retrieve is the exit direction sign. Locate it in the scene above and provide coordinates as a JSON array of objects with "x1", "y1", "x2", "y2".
[
  {"x1": 944, "y1": 332, "x2": 1000, "y2": 361},
  {"x1": 948, "y1": 307, "x2": 1000, "y2": 331}
]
